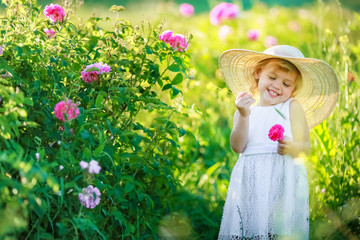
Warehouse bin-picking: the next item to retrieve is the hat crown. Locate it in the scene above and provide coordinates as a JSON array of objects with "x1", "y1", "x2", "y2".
[{"x1": 263, "y1": 45, "x2": 305, "y2": 58}]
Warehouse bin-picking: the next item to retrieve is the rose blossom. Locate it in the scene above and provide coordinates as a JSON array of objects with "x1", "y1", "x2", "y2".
[
  {"x1": 80, "y1": 160, "x2": 101, "y2": 174},
  {"x1": 268, "y1": 124, "x2": 285, "y2": 141},
  {"x1": 209, "y1": 2, "x2": 239, "y2": 26},
  {"x1": 247, "y1": 29, "x2": 260, "y2": 41},
  {"x1": 43, "y1": 4, "x2": 65, "y2": 22},
  {"x1": 81, "y1": 71, "x2": 98, "y2": 83},
  {"x1": 179, "y1": 3, "x2": 194, "y2": 17},
  {"x1": 54, "y1": 100, "x2": 79, "y2": 122},
  {"x1": 159, "y1": 31, "x2": 189, "y2": 52},
  {"x1": 168, "y1": 34, "x2": 189, "y2": 51},
  {"x1": 44, "y1": 28, "x2": 55, "y2": 38},
  {"x1": 81, "y1": 62, "x2": 111, "y2": 83},
  {"x1": 78, "y1": 185, "x2": 101, "y2": 209},
  {"x1": 159, "y1": 30, "x2": 174, "y2": 43}
]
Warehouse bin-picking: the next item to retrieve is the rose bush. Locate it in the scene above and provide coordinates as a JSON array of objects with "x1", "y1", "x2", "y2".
[{"x1": 0, "y1": 0, "x2": 192, "y2": 239}]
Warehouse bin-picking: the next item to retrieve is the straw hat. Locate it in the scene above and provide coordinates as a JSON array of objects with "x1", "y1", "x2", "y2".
[{"x1": 219, "y1": 45, "x2": 339, "y2": 128}]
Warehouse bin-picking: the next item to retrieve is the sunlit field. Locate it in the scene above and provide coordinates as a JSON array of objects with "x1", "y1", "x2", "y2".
[{"x1": 0, "y1": 0, "x2": 359, "y2": 239}]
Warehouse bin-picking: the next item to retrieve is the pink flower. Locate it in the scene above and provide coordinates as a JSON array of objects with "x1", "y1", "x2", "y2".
[
  {"x1": 168, "y1": 34, "x2": 189, "y2": 51},
  {"x1": 268, "y1": 124, "x2": 284, "y2": 141},
  {"x1": 81, "y1": 62, "x2": 110, "y2": 83},
  {"x1": 264, "y1": 36, "x2": 278, "y2": 48},
  {"x1": 159, "y1": 30, "x2": 174, "y2": 43},
  {"x1": 179, "y1": 3, "x2": 194, "y2": 17},
  {"x1": 59, "y1": 165, "x2": 64, "y2": 171},
  {"x1": 82, "y1": 62, "x2": 111, "y2": 74},
  {"x1": 0, "y1": 46, "x2": 3, "y2": 55},
  {"x1": 54, "y1": 100, "x2": 79, "y2": 122},
  {"x1": 44, "y1": 28, "x2": 55, "y2": 38},
  {"x1": 43, "y1": 4, "x2": 65, "y2": 22},
  {"x1": 80, "y1": 160, "x2": 101, "y2": 174},
  {"x1": 247, "y1": 29, "x2": 260, "y2": 41},
  {"x1": 159, "y1": 31, "x2": 189, "y2": 52},
  {"x1": 209, "y1": 2, "x2": 239, "y2": 26},
  {"x1": 81, "y1": 71, "x2": 98, "y2": 83},
  {"x1": 78, "y1": 185, "x2": 101, "y2": 209}
]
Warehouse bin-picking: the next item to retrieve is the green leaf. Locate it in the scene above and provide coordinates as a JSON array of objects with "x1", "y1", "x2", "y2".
[
  {"x1": 171, "y1": 87, "x2": 181, "y2": 99},
  {"x1": 95, "y1": 93, "x2": 104, "y2": 108},
  {"x1": 168, "y1": 63, "x2": 180, "y2": 72},
  {"x1": 171, "y1": 73, "x2": 183, "y2": 85},
  {"x1": 179, "y1": 128, "x2": 187, "y2": 137},
  {"x1": 93, "y1": 144, "x2": 104, "y2": 157},
  {"x1": 154, "y1": 117, "x2": 168, "y2": 123},
  {"x1": 124, "y1": 182, "x2": 135, "y2": 193},
  {"x1": 162, "y1": 84, "x2": 172, "y2": 91},
  {"x1": 145, "y1": 46, "x2": 153, "y2": 54},
  {"x1": 24, "y1": 97, "x2": 33, "y2": 106}
]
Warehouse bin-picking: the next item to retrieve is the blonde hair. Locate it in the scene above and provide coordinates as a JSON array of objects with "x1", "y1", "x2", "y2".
[{"x1": 250, "y1": 58, "x2": 302, "y2": 96}]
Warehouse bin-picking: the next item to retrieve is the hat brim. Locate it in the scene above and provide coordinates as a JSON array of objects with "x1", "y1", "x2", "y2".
[{"x1": 219, "y1": 49, "x2": 339, "y2": 128}]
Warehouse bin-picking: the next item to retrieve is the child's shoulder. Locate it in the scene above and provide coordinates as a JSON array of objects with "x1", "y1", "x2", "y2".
[
  {"x1": 289, "y1": 99, "x2": 304, "y2": 112},
  {"x1": 289, "y1": 98, "x2": 308, "y2": 127}
]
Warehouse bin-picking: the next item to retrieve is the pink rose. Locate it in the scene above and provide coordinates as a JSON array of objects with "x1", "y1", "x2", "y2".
[
  {"x1": 81, "y1": 71, "x2": 98, "y2": 83},
  {"x1": 264, "y1": 36, "x2": 278, "y2": 48},
  {"x1": 159, "y1": 30, "x2": 174, "y2": 43},
  {"x1": 209, "y1": 2, "x2": 239, "y2": 26},
  {"x1": 159, "y1": 31, "x2": 189, "y2": 52},
  {"x1": 54, "y1": 100, "x2": 79, "y2": 122},
  {"x1": 44, "y1": 28, "x2": 55, "y2": 38},
  {"x1": 247, "y1": 29, "x2": 260, "y2": 41},
  {"x1": 268, "y1": 124, "x2": 284, "y2": 141},
  {"x1": 81, "y1": 62, "x2": 110, "y2": 83},
  {"x1": 43, "y1": 4, "x2": 65, "y2": 22},
  {"x1": 168, "y1": 34, "x2": 189, "y2": 52},
  {"x1": 179, "y1": 3, "x2": 194, "y2": 17}
]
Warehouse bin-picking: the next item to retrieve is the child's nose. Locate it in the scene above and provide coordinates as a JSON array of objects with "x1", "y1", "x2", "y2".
[{"x1": 272, "y1": 80, "x2": 281, "y2": 89}]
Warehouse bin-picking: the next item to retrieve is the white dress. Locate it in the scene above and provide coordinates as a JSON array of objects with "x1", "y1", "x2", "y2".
[{"x1": 218, "y1": 98, "x2": 309, "y2": 240}]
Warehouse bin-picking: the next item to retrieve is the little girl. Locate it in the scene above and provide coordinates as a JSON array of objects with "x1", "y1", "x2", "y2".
[{"x1": 217, "y1": 45, "x2": 338, "y2": 239}]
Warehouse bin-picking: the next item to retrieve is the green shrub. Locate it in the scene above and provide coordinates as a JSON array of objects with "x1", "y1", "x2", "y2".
[{"x1": 0, "y1": 0, "x2": 192, "y2": 239}]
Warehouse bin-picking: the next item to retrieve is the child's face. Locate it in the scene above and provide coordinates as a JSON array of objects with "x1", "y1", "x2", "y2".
[{"x1": 254, "y1": 59, "x2": 298, "y2": 106}]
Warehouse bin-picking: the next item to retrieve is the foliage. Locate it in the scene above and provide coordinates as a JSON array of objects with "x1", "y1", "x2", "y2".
[{"x1": 0, "y1": 0, "x2": 192, "y2": 239}]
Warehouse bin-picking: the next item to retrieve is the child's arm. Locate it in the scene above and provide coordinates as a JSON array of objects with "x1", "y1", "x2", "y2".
[
  {"x1": 277, "y1": 100, "x2": 311, "y2": 157},
  {"x1": 230, "y1": 92, "x2": 255, "y2": 153}
]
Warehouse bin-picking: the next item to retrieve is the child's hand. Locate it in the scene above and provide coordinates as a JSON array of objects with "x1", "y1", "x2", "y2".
[
  {"x1": 235, "y1": 92, "x2": 255, "y2": 117},
  {"x1": 277, "y1": 136, "x2": 292, "y2": 156}
]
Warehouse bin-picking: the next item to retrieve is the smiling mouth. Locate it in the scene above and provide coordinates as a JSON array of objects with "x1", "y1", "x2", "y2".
[{"x1": 268, "y1": 89, "x2": 279, "y2": 97}]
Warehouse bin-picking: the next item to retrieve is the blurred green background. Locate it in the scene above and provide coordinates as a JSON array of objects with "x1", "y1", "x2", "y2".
[
  {"x1": 24, "y1": 0, "x2": 360, "y2": 10},
  {"x1": 2, "y1": 0, "x2": 359, "y2": 12}
]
